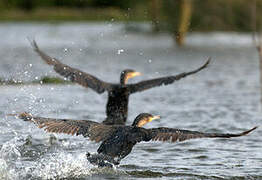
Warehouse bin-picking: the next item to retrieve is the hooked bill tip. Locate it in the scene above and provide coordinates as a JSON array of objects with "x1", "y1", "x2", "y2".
[
  {"x1": 133, "y1": 71, "x2": 142, "y2": 77},
  {"x1": 152, "y1": 115, "x2": 160, "y2": 120}
]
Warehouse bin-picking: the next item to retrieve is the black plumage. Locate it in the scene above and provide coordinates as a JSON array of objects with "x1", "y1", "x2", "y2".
[
  {"x1": 31, "y1": 40, "x2": 210, "y2": 125},
  {"x1": 11, "y1": 112, "x2": 257, "y2": 166}
]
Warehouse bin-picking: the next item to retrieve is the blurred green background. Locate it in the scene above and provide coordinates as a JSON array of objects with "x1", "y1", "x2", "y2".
[{"x1": 0, "y1": 0, "x2": 261, "y2": 32}]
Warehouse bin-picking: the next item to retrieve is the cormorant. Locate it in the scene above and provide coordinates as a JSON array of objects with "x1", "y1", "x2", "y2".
[
  {"x1": 30, "y1": 40, "x2": 210, "y2": 125},
  {"x1": 10, "y1": 112, "x2": 257, "y2": 167}
]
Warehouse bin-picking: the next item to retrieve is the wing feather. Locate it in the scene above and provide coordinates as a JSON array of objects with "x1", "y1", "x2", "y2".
[
  {"x1": 11, "y1": 112, "x2": 117, "y2": 143},
  {"x1": 58, "y1": 123, "x2": 70, "y2": 133},
  {"x1": 148, "y1": 127, "x2": 257, "y2": 143},
  {"x1": 31, "y1": 40, "x2": 112, "y2": 93}
]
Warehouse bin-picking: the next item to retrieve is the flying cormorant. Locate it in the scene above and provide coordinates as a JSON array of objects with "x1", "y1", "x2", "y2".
[
  {"x1": 31, "y1": 40, "x2": 210, "y2": 125},
  {"x1": 10, "y1": 112, "x2": 257, "y2": 167}
]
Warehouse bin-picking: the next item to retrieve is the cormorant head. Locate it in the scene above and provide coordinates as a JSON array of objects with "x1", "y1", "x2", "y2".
[
  {"x1": 132, "y1": 113, "x2": 160, "y2": 127},
  {"x1": 120, "y1": 69, "x2": 141, "y2": 85}
]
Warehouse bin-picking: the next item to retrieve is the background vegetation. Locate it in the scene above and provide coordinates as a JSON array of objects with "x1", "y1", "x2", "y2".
[{"x1": 0, "y1": 0, "x2": 261, "y2": 32}]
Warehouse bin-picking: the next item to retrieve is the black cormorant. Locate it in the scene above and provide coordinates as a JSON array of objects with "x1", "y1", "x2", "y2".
[
  {"x1": 11, "y1": 112, "x2": 257, "y2": 167},
  {"x1": 31, "y1": 40, "x2": 210, "y2": 125}
]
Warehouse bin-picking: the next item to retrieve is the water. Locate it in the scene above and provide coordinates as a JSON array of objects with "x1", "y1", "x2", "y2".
[{"x1": 0, "y1": 22, "x2": 261, "y2": 179}]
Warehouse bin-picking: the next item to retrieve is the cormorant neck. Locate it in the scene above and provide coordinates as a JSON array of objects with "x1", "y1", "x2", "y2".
[
  {"x1": 120, "y1": 73, "x2": 128, "y2": 85},
  {"x1": 131, "y1": 115, "x2": 143, "y2": 127},
  {"x1": 131, "y1": 121, "x2": 138, "y2": 127}
]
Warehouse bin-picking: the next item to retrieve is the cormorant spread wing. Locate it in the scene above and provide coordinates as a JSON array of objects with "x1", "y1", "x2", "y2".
[
  {"x1": 128, "y1": 58, "x2": 210, "y2": 94},
  {"x1": 12, "y1": 112, "x2": 116, "y2": 142},
  {"x1": 10, "y1": 113, "x2": 257, "y2": 144},
  {"x1": 148, "y1": 127, "x2": 257, "y2": 143},
  {"x1": 31, "y1": 40, "x2": 112, "y2": 94}
]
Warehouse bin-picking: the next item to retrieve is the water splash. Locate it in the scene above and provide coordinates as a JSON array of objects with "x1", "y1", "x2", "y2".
[
  {"x1": 0, "y1": 136, "x2": 119, "y2": 179},
  {"x1": 31, "y1": 151, "x2": 122, "y2": 179},
  {"x1": 0, "y1": 159, "x2": 12, "y2": 180},
  {"x1": 0, "y1": 135, "x2": 29, "y2": 161},
  {"x1": 31, "y1": 152, "x2": 92, "y2": 179},
  {"x1": 0, "y1": 135, "x2": 33, "y2": 180}
]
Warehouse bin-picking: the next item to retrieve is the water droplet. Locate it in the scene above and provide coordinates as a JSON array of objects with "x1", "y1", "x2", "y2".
[
  {"x1": 29, "y1": 64, "x2": 32, "y2": 67},
  {"x1": 117, "y1": 49, "x2": 124, "y2": 55},
  {"x1": 148, "y1": 59, "x2": 152, "y2": 63},
  {"x1": 64, "y1": 48, "x2": 68, "y2": 52},
  {"x1": 35, "y1": 76, "x2": 39, "y2": 80}
]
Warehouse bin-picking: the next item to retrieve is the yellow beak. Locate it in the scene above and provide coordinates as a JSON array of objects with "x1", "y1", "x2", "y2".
[
  {"x1": 130, "y1": 71, "x2": 142, "y2": 78},
  {"x1": 149, "y1": 115, "x2": 161, "y2": 122}
]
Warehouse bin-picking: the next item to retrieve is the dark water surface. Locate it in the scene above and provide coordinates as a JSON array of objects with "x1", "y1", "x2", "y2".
[{"x1": 0, "y1": 23, "x2": 261, "y2": 179}]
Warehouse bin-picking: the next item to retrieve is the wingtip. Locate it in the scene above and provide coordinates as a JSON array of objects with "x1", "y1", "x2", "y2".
[
  {"x1": 28, "y1": 40, "x2": 59, "y2": 66},
  {"x1": 6, "y1": 113, "x2": 19, "y2": 117},
  {"x1": 30, "y1": 39, "x2": 38, "y2": 51},
  {"x1": 196, "y1": 57, "x2": 211, "y2": 72},
  {"x1": 7, "y1": 112, "x2": 33, "y2": 121},
  {"x1": 207, "y1": 57, "x2": 211, "y2": 63},
  {"x1": 204, "y1": 57, "x2": 211, "y2": 67},
  {"x1": 250, "y1": 126, "x2": 258, "y2": 131},
  {"x1": 241, "y1": 126, "x2": 258, "y2": 136},
  {"x1": 27, "y1": 37, "x2": 38, "y2": 51}
]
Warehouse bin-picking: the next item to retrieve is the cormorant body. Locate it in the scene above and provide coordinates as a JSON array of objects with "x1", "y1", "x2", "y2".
[
  {"x1": 106, "y1": 85, "x2": 130, "y2": 125},
  {"x1": 31, "y1": 40, "x2": 210, "y2": 125},
  {"x1": 97, "y1": 126, "x2": 151, "y2": 160}
]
